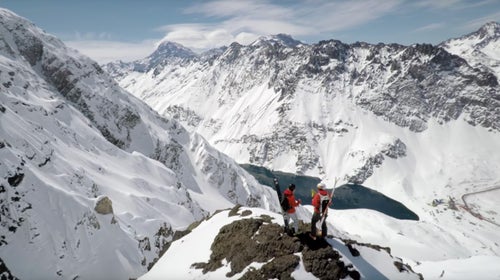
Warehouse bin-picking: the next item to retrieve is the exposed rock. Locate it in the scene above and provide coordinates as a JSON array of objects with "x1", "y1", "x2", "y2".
[
  {"x1": 192, "y1": 217, "x2": 358, "y2": 279},
  {"x1": 7, "y1": 173, "x2": 24, "y2": 187},
  {"x1": 346, "y1": 138, "x2": 407, "y2": 184},
  {"x1": 94, "y1": 196, "x2": 113, "y2": 215},
  {"x1": 240, "y1": 254, "x2": 300, "y2": 280},
  {"x1": 146, "y1": 223, "x2": 175, "y2": 270},
  {"x1": 302, "y1": 241, "x2": 348, "y2": 280}
]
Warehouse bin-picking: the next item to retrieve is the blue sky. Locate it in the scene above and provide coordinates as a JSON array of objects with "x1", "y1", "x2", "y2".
[{"x1": 1, "y1": 0, "x2": 499, "y2": 63}]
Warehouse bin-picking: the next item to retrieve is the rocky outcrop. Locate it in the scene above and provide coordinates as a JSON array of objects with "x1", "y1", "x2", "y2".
[
  {"x1": 192, "y1": 214, "x2": 359, "y2": 280},
  {"x1": 94, "y1": 196, "x2": 113, "y2": 215},
  {"x1": 186, "y1": 207, "x2": 422, "y2": 280}
]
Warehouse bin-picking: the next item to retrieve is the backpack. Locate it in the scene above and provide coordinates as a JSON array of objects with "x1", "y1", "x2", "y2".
[
  {"x1": 280, "y1": 194, "x2": 290, "y2": 211},
  {"x1": 319, "y1": 193, "x2": 330, "y2": 214}
]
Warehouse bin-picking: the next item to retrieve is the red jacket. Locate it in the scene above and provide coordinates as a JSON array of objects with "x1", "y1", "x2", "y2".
[
  {"x1": 283, "y1": 189, "x2": 300, "y2": 213},
  {"x1": 312, "y1": 189, "x2": 329, "y2": 214}
]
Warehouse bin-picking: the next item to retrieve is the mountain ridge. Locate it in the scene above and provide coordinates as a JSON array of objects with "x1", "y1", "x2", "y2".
[
  {"x1": 106, "y1": 22, "x2": 500, "y2": 176},
  {"x1": 0, "y1": 8, "x2": 280, "y2": 279}
]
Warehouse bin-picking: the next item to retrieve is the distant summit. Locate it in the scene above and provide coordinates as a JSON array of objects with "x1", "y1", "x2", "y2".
[
  {"x1": 442, "y1": 21, "x2": 500, "y2": 45},
  {"x1": 440, "y1": 21, "x2": 500, "y2": 77},
  {"x1": 251, "y1": 33, "x2": 304, "y2": 48},
  {"x1": 474, "y1": 21, "x2": 500, "y2": 40},
  {"x1": 151, "y1": 40, "x2": 197, "y2": 59}
]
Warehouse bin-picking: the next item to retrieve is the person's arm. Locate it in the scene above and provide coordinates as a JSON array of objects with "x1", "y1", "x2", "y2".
[{"x1": 290, "y1": 195, "x2": 300, "y2": 207}]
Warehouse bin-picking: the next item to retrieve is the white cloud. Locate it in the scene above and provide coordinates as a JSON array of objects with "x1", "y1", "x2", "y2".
[
  {"x1": 65, "y1": 39, "x2": 157, "y2": 64},
  {"x1": 414, "y1": 23, "x2": 445, "y2": 33},
  {"x1": 185, "y1": 0, "x2": 291, "y2": 19},
  {"x1": 157, "y1": 24, "x2": 237, "y2": 50},
  {"x1": 67, "y1": 0, "x2": 404, "y2": 62},
  {"x1": 415, "y1": 0, "x2": 495, "y2": 10},
  {"x1": 158, "y1": 0, "x2": 402, "y2": 50},
  {"x1": 299, "y1": 0, "x2": 402, "y2": 33}
]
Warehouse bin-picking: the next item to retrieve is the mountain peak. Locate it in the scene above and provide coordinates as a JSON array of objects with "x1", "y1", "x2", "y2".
[
  {"x1": 449, "y1": 21, "x2": 500, "y2": 43},
  {"x1": 476, "y1": 21, "x2": 500, "y2": 38},
  {"x1": 151, "y1": 40, "x2": 196, "y2": 59},
  {"x1": 251, "y1": 33, "x2": 304, "y2": 48}
]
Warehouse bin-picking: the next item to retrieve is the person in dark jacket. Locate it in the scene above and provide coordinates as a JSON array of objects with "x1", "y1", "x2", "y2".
[
  {"x1": 283, "y1": 184, "x2": 301, "y2": 234},
  {"x1": 310, "y1": 182, "x2": 330, "y2": 239}
]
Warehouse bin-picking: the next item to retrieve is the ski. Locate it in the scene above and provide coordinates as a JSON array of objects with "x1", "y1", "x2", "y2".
[{"x1": 315, "y1": 177, "x2": 339, "y2": 237}]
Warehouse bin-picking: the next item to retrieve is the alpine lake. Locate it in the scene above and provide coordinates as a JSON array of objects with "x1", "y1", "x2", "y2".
[{"x1": 240, "y1": 164, "x2": 419, "y2": 221}]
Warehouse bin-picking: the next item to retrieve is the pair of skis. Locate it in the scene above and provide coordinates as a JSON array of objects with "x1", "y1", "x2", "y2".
[{"x1": 315, "y1": 177, "x2": 339, "y2": 238}]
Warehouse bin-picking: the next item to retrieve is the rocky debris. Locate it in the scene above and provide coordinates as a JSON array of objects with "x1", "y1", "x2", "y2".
[{"x1": 192, "y1": 209, "x2": 359, "y2": 279}]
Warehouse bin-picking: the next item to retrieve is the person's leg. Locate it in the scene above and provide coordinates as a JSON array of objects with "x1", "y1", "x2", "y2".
[
  {"x1": 283, "y1": 213, "x2": 290, "y2": 230},
  {"x1": 290, "y1": 212, "x2": 299, "y2": 233},
  {"x1": 311, "y1": 212, "x2": 320, "y2": 236},
  {"x1": 321, "y1": 219, "x2": 327, "y2": 238}
]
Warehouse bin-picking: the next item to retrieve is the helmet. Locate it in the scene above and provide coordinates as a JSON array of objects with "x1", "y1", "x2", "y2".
[
  {"x1": 317, "y1": 182, "x2": 326, "y2": 189},
  {"x1": 289, "y1": 183, "x2": 296, "y2": 190}
]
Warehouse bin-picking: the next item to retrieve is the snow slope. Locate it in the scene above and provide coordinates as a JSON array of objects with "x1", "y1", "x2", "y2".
[{"x1": 0, "y1": 8, "x2": 280, "y2": 279}]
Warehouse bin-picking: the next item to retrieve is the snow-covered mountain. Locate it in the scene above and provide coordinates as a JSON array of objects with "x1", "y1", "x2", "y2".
[
  {"x1": 0, "y1": 8, "x2": 280, "y2": 279},
  {"x1": 107, "y1": 23, "x2": 500, "y2": 278},
  {"x1": 441, "y1": 21, "x2": 500, "y2": 77}
]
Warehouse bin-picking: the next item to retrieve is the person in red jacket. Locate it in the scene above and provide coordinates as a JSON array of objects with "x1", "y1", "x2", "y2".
[
  {"x1": 283, "y1": 183, "x2": 301, "y2": 234},
  {"x1": 310, "y1": 182, "x2": 330, "y2": 239}
]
